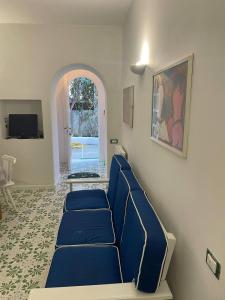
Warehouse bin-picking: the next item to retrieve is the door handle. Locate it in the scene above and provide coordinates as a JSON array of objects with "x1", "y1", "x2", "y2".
[{"x1": 64, "y1": 127, "x2": 72, "y2": 135}]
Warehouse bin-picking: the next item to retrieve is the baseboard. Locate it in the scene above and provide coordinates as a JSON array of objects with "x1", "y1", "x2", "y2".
[{"x1": 12, "y1": 184, "x2": 56, "y2": 191}]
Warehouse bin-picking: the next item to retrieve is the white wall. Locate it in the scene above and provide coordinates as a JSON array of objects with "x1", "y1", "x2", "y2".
[
  {"x1": 0, "y1": 24, "x2": 122, "y2": 185},
  {"x1": 122, "y1": 1, "x2": 225, "y2": 300}
]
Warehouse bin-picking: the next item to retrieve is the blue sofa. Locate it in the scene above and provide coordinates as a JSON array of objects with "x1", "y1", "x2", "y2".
[
  {"x1": 46, "y1": 155, "x2": 175, "y2": 294},
  {"x1": 57, "y1": 168, "x2": 141, "y2": 246}
]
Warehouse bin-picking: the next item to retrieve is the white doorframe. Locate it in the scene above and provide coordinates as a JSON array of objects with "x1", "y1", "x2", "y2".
[
  {"x1": 55, "y1": 67, "x2": 107, "y2": 174},
  {"x1": 64, "y1": 74, "x2": 72, "y2": 169},
  {"x1": 55, "y1": 75, "x2": 71, "y2": 170}
]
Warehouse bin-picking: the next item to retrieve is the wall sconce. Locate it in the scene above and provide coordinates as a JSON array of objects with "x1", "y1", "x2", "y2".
[
  {"x1": 130, "y1": 40, "x2": 149, "y2": 75},
  {"x1": 130, "y1": 64, "x2": 146, "y2": 75}
]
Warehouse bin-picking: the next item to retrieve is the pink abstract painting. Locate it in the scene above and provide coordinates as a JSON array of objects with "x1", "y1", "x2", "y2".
[{"x1": 151, "y1": 56, "x2": 193, "y2": 157}]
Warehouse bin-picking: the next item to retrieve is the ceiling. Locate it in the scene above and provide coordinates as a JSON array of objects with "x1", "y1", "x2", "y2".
[{"x1": 0, "y1": 0, "x2": 133, "y2": 25}]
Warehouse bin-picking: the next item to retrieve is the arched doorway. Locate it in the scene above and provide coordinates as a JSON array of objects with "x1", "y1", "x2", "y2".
[
  {"x1": 69, "y1": 76, "x2": 99, "y2": 173},
  {"x1": 52, "y1": 65, "x2": 107, "y2": 178}
]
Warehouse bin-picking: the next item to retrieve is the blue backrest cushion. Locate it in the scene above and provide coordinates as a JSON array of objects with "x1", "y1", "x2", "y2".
[
  {"x1": 113, "y1": 169, "x2": 142, "y2": 241},
  {"x1": 107, "y1": 155, "x2": 131, "y2": 208},
  {"x1": 119, "y1": 190, "x2": 168, "y2": 293}
]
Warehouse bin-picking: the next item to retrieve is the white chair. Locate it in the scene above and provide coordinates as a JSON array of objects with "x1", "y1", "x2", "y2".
[{"x1": 0, "y1": 155, "x2": 17, "y2": 211}]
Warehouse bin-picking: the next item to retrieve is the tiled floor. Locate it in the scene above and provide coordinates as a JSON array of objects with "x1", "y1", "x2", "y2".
[{"x1": 0, "y1": 175, "x2": 106, "y2": 300}]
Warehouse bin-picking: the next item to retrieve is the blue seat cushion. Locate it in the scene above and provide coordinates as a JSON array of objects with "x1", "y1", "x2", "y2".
[
  {"x1": 107, "y1": 155, "x2": 131, "y2": 208},
  {"x1": 46, "y1": 245, "x2": 122, "y2": 288},
  {"x1": 120, "y1": 190, "x2": 168, "y2": 293},
  {"x1": 64, "y1": 189, "x2": 109, "y2": 211},
  {"x1": 113, "y1": 169, "x2": 142, "y2": 241},
  {"x1": 56, "y1": 210, "x2": 115, "y2": 246}
]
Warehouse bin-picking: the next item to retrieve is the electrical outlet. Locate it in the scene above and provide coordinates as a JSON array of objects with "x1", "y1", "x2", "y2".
[{"x1": 206, "y1": 249, "x2": 221, "y2": 280}]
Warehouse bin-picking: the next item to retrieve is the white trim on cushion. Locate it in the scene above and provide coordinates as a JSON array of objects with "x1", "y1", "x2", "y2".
[
  {"x1": 119, "y1": 193, "x2": 129, "y2": 243},
  {"x1": 114, "y1": 155, "x2": 123, "y2": 168},
  {"x1": 105, "y1": 193, "x2": 110, "y2": 208},
  {"x1": 120, "y1": 170, "x2": 132, "y2": 189},
  {"x1": 125, "y1": 169, "x2": 144, "y2": 193},
  {"x1": 116, "y1": 170, "x2": 132, "y2": 244},
  {"x1": 116, "y1": 246, "x2": 123, "y2": 282},
  {"x1": 110, "y1": 209, "x2": 116, "y2": 244},
  {"x1": 64, "y1": 208, "x2": 110, "y2": 212},
  {"x1": 114, "y1": 155, "x2": 131, "y2": 172}
]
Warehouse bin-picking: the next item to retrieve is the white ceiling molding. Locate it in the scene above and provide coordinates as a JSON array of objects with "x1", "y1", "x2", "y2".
[{"x1": 0, "y1": 0, "x2": 133, "y2": 25}]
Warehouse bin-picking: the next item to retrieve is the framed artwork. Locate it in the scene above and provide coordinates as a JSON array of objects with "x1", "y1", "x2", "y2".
[
  {"x1": 151, "y1": 55, "x2": 193, "y2": 157},
  {"x1": 123, "y1": 85, "x2": 134, "y2": 128}
]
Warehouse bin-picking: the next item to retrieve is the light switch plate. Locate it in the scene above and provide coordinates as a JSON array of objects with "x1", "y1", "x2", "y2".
[
  {"x1": 110, "y1": 138, "x2": 118, "y2": 144},
  {"x1": 206, "y1": 249, "x2": 221, "y2": 279}
]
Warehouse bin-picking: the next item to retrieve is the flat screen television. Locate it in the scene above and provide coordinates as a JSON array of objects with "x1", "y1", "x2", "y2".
[{"x1": 8, "y1": 114, "x2": 38, "y2": 138}]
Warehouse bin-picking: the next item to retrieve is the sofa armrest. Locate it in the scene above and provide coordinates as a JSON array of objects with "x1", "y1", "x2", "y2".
[
  {"x1": 65, "y1": 178, "x2": 109, "y2": 191},
  {"x1": 161, "y1": 233, "x2": 176, "y2": 281},
  {"x1": 28, "y1": 281, "x2": 173, "y2": 300}
]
